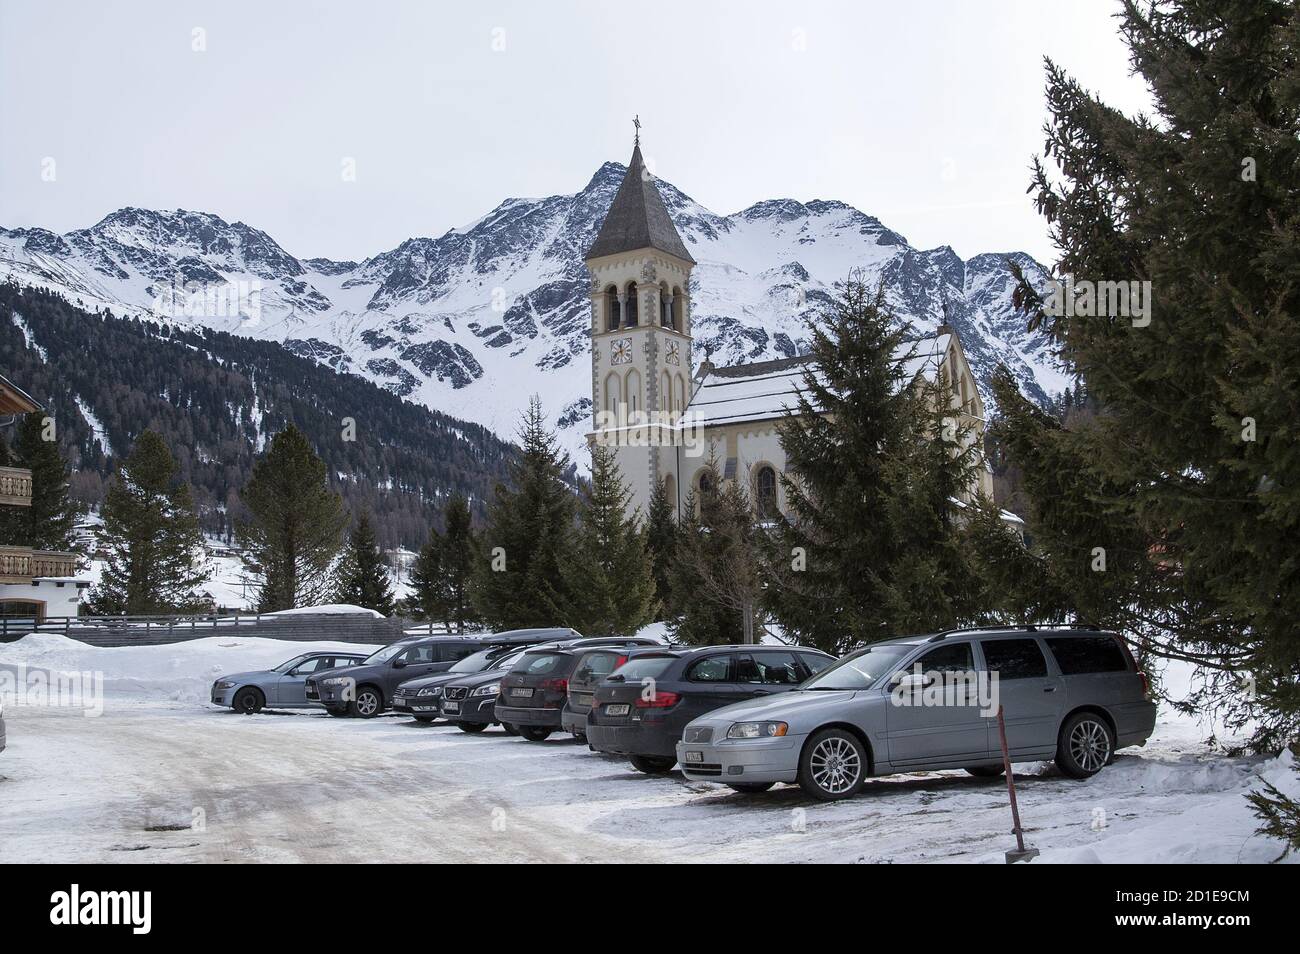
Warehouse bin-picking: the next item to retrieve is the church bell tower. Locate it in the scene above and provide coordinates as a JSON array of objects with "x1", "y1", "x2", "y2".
[{"x1": 585, "y1": 125, "x2": 695, "y2": 513}]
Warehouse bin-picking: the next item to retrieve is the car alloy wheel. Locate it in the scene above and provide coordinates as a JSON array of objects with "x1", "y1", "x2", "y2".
[
  {"x1": 1069, "y1": 717, "x2": 1111, "y2": 773},
  {"x1": 352, "y1": 689, "x2": 381, "y2": 718},
  {"x1": 810, "y1": 736, "x2": 861, "y2": 795}
]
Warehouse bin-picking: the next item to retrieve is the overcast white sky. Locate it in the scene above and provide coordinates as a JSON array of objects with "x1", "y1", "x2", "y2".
[{"x1": 0, "y1": 0, "x2": 1152, "y2": 265}]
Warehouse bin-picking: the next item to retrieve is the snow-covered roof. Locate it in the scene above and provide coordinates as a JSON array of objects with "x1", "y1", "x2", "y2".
[{"x1": 685, "y1": 332, "x2": 953, "y2": 428}]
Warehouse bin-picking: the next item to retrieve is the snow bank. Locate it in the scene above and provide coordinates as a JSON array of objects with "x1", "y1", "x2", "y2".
[
  {"x1": 264, "y1": 604, "x2": 383, "y2": 618},
  {"x1": 0, "y1": 632, "x2": 381, "y2": 705},
  {"x1": 1036, "y1": 750, "x2": 1299, "y2": 864}
]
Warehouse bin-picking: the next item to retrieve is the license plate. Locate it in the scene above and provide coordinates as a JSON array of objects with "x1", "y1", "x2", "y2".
[
  {"x1": 443, "y1": 701, "x2": 460, "y2": 713},
  {"x1": 510, "y1": 687, "x2": 534, "y2": 698},
  {"x1": 606, "y1": 704, "x2": 629, "y2": 716},
  {"x1": 393, "y1": 696, "x2": 406, "y2": 704},
  {"x1": 683, "y1": 750, "x2": 703, "y2": 764},
  {"x1": 414, "y1": 706, "x2": 436, "y2": 712}
]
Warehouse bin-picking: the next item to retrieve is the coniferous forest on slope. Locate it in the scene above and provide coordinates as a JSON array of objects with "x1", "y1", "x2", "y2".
[{"x1": 0, "y1": 283, "x2": 518, "y2": 549}]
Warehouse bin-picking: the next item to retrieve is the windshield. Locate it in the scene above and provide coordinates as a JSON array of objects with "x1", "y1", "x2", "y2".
[
  {"x1": 362, "y1": 643, "x2": 408, "y2": 665},
  {"x1": 800, "y1": 643, "x2": 915, "y2": 690},
  {"x1": 450, "y1": 649, "x2": 495, "y2": 673},
  {"x1": 273, "y1": 654, "x2": 312, "y2": 673}
]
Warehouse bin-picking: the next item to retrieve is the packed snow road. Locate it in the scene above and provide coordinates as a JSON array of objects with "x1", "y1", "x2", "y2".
[{"x1": 0, "y1": 699, "x2": 1289, "y2": 864}]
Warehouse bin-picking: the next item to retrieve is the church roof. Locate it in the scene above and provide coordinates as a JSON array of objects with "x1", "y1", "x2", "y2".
[
  {"x1": 684, "y1": 333, "x2": 953, "y2": 428},
  {"x1": 585, "y1": 145, "x2": 695, "y2": 264}
]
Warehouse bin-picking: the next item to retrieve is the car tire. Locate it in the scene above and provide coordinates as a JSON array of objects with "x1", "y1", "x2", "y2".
[
  {"x1": 727, "y1": 782, "x2": 775, "y2": 793},
  {"x1": 518, "y1": 726, "x2": 552, "y2": 742},
  {"x1": 349, "y1": 686, "x2": 383, "y2": 719},
  {"x1": 964, "y1": 765, "x2": 1005, "y2": 778},
  {"x1": 457, "y1": 721, "x2": 487, "y2": 733},
  {"x1": 1056, "y1": 711, "x2": 1114, "y2": 779},
  {"x1": 798, "y1": 728, "x2": 867, "y2": 801},
  {"x1": 232, "y1": 687, "x2": 263, "y2": 714},
  {"x1": 326, "y1": 707, "x2": 349, "y2": 718},
  {"x1": 572, "y1": 731, "x2": 587, "y2": 743},
  {"x1": 501, "y1": 722, "x2": 519, "y2": 736},
  {"x1": 629, "y1": 755, "x2": 675, "y2": 775}
]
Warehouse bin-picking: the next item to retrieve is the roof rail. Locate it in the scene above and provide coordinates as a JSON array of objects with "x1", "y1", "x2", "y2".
[{"x1": 926, "y1": 622, "x2": 1101, "y2": 642}]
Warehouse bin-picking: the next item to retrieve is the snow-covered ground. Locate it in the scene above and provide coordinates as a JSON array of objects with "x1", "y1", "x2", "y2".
[{"x1": 0, "y1": 634, "x2": 1294, "y2": 864}]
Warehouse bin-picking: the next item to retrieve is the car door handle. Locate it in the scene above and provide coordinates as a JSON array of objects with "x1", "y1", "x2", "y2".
[{"x1": 1043, "y1": 686, "x2": 1058, "y2": 693}]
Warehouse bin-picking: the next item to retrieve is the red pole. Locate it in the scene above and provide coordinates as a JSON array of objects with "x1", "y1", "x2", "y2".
[{"x1": 997, "y1": 704, "x2": 1036, "y2": 861}]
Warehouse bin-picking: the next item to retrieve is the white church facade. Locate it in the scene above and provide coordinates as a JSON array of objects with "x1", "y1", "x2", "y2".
[{"x1": 585, "y1": 141, "x2": 995, "y2": 521}]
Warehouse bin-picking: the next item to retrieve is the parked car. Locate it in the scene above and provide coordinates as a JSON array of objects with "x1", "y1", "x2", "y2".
[
  {"x1": 305, "y1": 636, "x2": 484, "y2": 718},
  {"x1": 211, "y1": 650, "x2": 370, "y2": 714},
  {"x1": 442, "y1": 635, "x2": 655, "y2": 734},
  {"x1": 674, "y1": 626, "x2": 1156, "y2": 800},
  {"x1": 561, "y1": 644, "x2": 663, "y2": 741},
  {"x1": 586, "y1": 645, "x2": 834, "y2": 773},
  {"x1": 496, "y1": 638, "x2": 662, "y2": 742}
]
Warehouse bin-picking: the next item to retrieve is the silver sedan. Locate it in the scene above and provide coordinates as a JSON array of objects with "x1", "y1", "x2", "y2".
[{"x1": 211, "y1": 651, "x2": 368, "y2": 713}]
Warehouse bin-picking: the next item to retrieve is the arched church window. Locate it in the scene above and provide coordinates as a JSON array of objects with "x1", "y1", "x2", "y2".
[
  {"x1": 676, "y1": 375, "x2": 687, "y2": 416},
  {"x1": 698, "y1": 469, "x2": 715, "y2": 497},
  {"x1": 661, "y1": 371, "x2": 672, "y2": 414},
  {"x1": 624, "y1": 281, "x2": 638, "y2": 327},
  {"x1": 672, "y1": 286, "x2": 684, "y2": 330},
  {"x1": 663, "y1": 473, "x2": 677, "y2": 509},
  {"x1": 604, "y1": 372, "x2": 621, "y2": 420},
  {"x1": 755, "y1": 465, "x2": 779, "y2": 519},
  {"x1": 605, "y1": 285, "x2": 620, "y2": 332},
  {"x1": 660, "y1": 282, "x2": 672, "y2": 328},
  {"x1": 627, "y1": 369, "x2": 641, "y2": 417}
]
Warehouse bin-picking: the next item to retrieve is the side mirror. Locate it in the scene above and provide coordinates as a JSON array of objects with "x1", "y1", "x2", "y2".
[{"x1": 392, "y1": 658, "x2": 407, "y2": 669}]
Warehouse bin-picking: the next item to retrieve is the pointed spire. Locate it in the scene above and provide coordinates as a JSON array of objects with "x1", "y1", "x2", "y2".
[{"x1": 585, "y1": 143, "x2": 695, "y2": 264}]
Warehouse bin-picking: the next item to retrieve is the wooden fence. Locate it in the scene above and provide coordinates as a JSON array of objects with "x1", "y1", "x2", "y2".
[{"x1": 0, "y1": 612, "x2": 443, "y2": 647}]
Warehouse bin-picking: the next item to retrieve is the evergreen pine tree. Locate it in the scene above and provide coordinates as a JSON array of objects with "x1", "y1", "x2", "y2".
[
  {"x1": 644, "y1": 476, "x2": 679, "y2": 618},
  {"x1": 765, "y1": 277, "x2": 988, "y2": 654},
  {"x1": 334, "y1": 511, "x2": 395, "y2": 615},
  {"x1": 409, "y1": 494, "x2": 478, "y2": 631},
  {"x1": 89, "y1": 430, "x2": 209, "y2": 614},
  {"x1": 0, "y1": 412, "x2": 79, "y2": 550},
  {"x1": 471, "y1": 398, "x2": 580, "y2": 630},
  {"x1": 565, "y1": 445, "x2": 655, "y2": 636},
  {"x1": 236, "y1": 425, "x2": 346, "y2": 612},
  {"x1": 999, "y1": 0, "x2": 1300, "y2": 746},
  {"x1": 669, "y1": 452, "x2": 759, "y2": 645}
]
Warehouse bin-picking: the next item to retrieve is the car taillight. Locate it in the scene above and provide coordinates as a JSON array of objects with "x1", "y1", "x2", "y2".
[
  {"x1": 541, "y1": 678, "x2": 568, "y2": 693},
  {"x1": 614, "y1": 655, "x2": 628, "y2": 668},
  {"x1": 636, "y1": 689, "x2": 680, "y2": 709},
  {"x1": 1137, "y1": 670, "x2": 1151, "y2": 699}
]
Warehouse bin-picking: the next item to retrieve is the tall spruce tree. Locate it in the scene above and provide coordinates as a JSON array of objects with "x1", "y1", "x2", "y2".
[
  {"x1": 471, "y1": 398, "x2": 580, "y2": 630},
  {"x1": 644, "y1": 476, "x2": 679, "y2": 618},
  {"x1": 0, "y1": 412, "x2": 79, "y2": 550},
  {"x1": 334, "y1": 511, "x2": 395, "y2": 615},
  {"x1": 565, "y1": 445, "x2": 655, "y2": 636},
  {"x1": 669, "y1": 453, "x2": 758, "y2": 645},
  {"x1": 996, "y1": 0, "x2": 1300, "y2": 747},
  {"x1": 236, "y1": 425, "x2": 346, "y2": 612},
  {"x1": 409, "y1": 494, "x2": 478, "y2": 631},
  {"x1": 89, "y1": 430, "x2": 209, "y2": 614}
]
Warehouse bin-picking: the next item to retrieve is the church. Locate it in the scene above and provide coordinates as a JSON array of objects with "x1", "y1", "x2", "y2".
[{"x1": 584, "y1": 138, "x2": 995, "y2": 521}]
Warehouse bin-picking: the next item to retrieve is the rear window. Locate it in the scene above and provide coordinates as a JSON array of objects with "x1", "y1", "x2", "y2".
[
  {"x1": 980, "y1": 639, "x2": 1048, "y2": 679},
  {"x1": 577, "y1": 651, "x2": 624, "y2": 679},
  {"x1": 510, "y1": 651, "x2": 566, "y2": 675},
  {"x1": 612, "y1": 655, "x2": 675, "y2": 681},
  {"x1": 1046, "y1": 636, "x2": 1128, "y2": 675}
]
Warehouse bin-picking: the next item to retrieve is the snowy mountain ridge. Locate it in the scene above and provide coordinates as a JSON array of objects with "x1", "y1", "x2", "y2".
[{"x1": 0, "y1": 162, "x2": 1069, "y2": 454}]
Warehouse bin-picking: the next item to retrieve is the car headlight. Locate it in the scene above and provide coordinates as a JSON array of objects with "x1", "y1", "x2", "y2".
[
  {"x1": 215, "y1": 680, "x2": 236, "y2": 690},
  {"x1": 726, "y1": 721, "x2": 789, "y2": 740},
  {"x1": 321, "y1": 677, "x2": 353, "y2": 687},
  {"x1": 417, "y1": 686, "x2": 443, "y2": 697},
  {"x1": 471, "y1": 682, "x2": 500, "y2": 697}
]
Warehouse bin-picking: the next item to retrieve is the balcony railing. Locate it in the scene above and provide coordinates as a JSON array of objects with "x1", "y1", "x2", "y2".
[
  {"x1": 0, "y1": 545, "x2": 81, "y2": 582},
  {"x1": 0, "y1": 466, "x2": 33, "y2": 506}
]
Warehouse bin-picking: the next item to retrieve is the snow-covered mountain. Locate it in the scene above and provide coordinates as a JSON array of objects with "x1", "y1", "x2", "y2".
[{"x1": 0, "y1": 162, "x2": 1068, "y2": 453}]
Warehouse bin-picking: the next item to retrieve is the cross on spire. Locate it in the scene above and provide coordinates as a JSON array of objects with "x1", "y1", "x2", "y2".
[{"x1": 633, "y1": 114, "x2": 641, "y2": 146}]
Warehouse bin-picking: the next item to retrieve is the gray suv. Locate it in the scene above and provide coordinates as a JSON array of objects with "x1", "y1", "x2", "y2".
[{"x1": 676, "y1": 626, "x2": 1156, "y2": 800}]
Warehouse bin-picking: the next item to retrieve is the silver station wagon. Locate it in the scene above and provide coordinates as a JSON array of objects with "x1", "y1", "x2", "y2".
[{"x1": 676, "y1": 626, "x2": 1156, "y2": 800}]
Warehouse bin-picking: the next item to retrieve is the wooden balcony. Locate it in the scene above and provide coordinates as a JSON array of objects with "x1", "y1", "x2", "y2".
[
  {"x1": 0, "y1": 545, "x2": 81, "y2": 583},
  {"x1": 0, "y1": 466, "x2": 33, "y2": 507}
]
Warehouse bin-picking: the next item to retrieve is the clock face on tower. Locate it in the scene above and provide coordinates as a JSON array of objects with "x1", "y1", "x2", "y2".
[
  {"x1": 611, "y1": 337, "x2": 633, "y2": 365},
  {"x1": 664, "y1": 339, "x2": 681, "y2": 366}
]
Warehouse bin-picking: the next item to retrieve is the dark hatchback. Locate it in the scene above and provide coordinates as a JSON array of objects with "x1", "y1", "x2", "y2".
[
  {"x1": 586, "y1": 645, "x2": 835, "y2": 773},
  {"x1": 391, "y1": 629, "x2": 581, "y2": 722}
]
